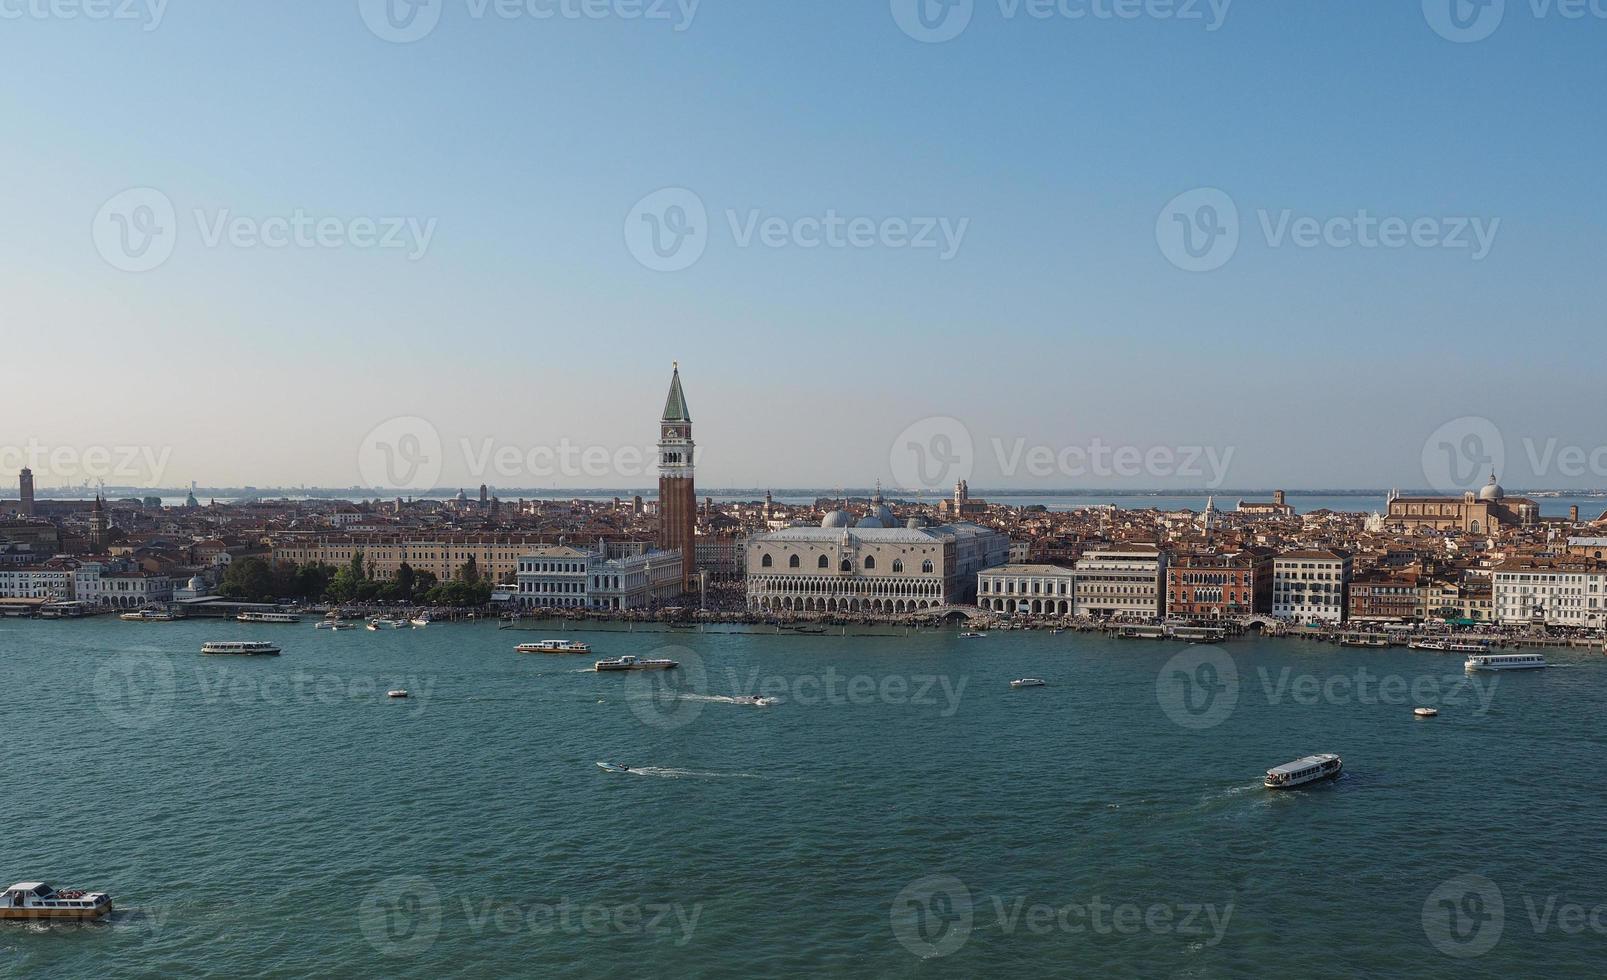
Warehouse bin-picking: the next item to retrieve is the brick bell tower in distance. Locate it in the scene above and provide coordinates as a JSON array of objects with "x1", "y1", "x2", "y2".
[{"x1": 657, "y1": 362, "x2": 696, "y2": 591}]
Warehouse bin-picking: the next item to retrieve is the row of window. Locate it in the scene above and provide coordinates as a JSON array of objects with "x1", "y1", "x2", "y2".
[{"x1": 760, "y1": 554, "x2": 934, "y2": 574}]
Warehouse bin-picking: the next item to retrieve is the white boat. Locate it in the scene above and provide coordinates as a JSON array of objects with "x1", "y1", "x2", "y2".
[
  {"x1": 595, "y1": 655, "x2": 678, "y2": 672},
  {"x1": 516, "y1": 639, "x2": 592, "y2": 655},
  {"x1": 410, "y1": 616, "x2": 432, "y2": 628},
  {"x1": 0, "y1": 882, "x2": 112, "y2": 921},
  {"x1": 1264, "y1": 753, "x2": 1343, "y2": 789},
  {"x1": 596, "y1": 762, "x2": 633, "y2": 773},
  {"x1": 366, "y1": 621, "x2": 380, "y2": 631},
  {"x1": 1010, "y1": 678, "x2": 1047, "y2": 689},
  {"x1": 1414, "y1": 707, "x2": 1439, "y2": 718},
  {"x1": 1465, "y1": 653, "x2": 1546, "y2": 671},
  {"x1": 236, "y1": 612, "x2": 298, "y2": 624},
  {"x1": 1448, "y1": 641, "x2": 1493, "y2": 655},
  {"x1": 1407, "y1": 638, "x2": 1449, "y2": 651},
  {"x1": 732, "y1": 695, "x2": 778, "y2": 706},
  {"x1": 387, "y1": 690, "x2": 409, "y2": 699},
  {"x1": 959, "y1": 631, "x2": 986, "y2": 639},
  {"x1": 119, "y1": 608, "x2": 175, "y2": 622},
  {"x1": 201, "y1": 640, "x2": 281, "y2": 656},
  {"x1": 314, "y1": 620, "x2": 340, "y2": 631}
]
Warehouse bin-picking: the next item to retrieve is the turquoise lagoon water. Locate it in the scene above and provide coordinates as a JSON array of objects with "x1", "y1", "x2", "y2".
[{"x1": 1, "y1": 619, "x2": 1604, "y2": 977}]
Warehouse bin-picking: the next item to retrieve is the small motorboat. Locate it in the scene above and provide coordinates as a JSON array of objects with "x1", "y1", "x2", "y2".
[
  {"x1": 959, "y1": 631, "x2": 986, "y2": 639},
  {"x1": 410, "y1": 615, "x2": 432, "y2": 628},
  {"x1": 732, "y1": 695, "x2": 778, "y2": 707},
  {"x1": 1414, "y1": 707, "x2": 1439, "y2": 718},
  {"x1": 1010, "y1": 678, "x2": 1047, "y2": 689},
  {"x1": 367, "y1": 621, "x2": 381, "y2": 632},
  {"x1": 388, "y1": 690, "x2": 409, "y2": 699},
  {"x1": 596, "y1": 762, "x2": 633, "y2": 774},
  {"x1": 1, "y1": 882, "x2": 112, "y2": 920}
]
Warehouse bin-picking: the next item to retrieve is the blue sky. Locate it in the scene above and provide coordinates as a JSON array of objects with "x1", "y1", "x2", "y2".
[{"x1": 3, "y1": 1, "x2": 1604, "y2": 494}]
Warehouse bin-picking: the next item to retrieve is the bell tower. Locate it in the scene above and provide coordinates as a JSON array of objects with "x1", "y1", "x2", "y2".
[{"x1": 657, "y1": 362, "x2": 696, "y2": 590}]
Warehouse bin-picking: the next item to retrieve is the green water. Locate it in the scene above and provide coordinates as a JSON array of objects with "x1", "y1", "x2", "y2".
[{"x1": 1, "y1": 619, "x2": 1603, "y2": 977}]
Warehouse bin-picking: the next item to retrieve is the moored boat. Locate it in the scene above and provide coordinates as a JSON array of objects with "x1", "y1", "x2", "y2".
[
  {"x1": 959, "y1": 631, "x2": 986, "y2": 639},
  {"x1": 410, "y1": 615, "x2": 432, "y2": 628},
  {"x1": 119, "y1": 608, "x2": 176, "y2": 622},
  {"x1": 1264, "y1": 753, "x2": 1343, "y2": 789},
  {"x1": 516, "y1": 639, "x2": 592, "y2": 655},
  {"x1": 595, "y1": 655, "x2": 678, "y2": 672},
  {"x1": 236, "y1": 612, "x2": 298, "y2": 624},
  {"x1": 1408, "y1": 638, "x2": 1448, "y2": 651},
  {"x1": 0, "y1": 882, "x2": 112, "y2": 920},
  {"x1": 201, "y1": 640, "x2": 281, "y2": 656},
  {"x1": 1465, "y1": 652, "x2": 1546, "y2": 671}
]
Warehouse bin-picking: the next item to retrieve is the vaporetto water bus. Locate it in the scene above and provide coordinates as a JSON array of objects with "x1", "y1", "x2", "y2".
[
  {"x1": 516, "y1": 640, "x2": 592, "y2": 655},
  {"x1": 119, "y1": 609, "x2": 176, "y2": 622},
  {"x1": 1, "y1": 882, "x2": 113, "y2": 920},
  {"x1": 595, "y1": 655, "x2": 678, "y2": 672},
  {"x1": 1264, "y1": 754, "x2": 1343, "y2": 789},
  {"x1": 236, "y1": 612, "x2": 299, "y2": 624},
  {"x1": 201, "y1": 641, "x2": 282, "y2": 656},
  {"x1": 1465, "y1": 652, "x2": 1546, "y2": 671}
]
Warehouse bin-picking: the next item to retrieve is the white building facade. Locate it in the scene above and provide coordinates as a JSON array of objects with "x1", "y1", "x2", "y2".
[
  {"x1": 515, "y1": 545, "x2": 683, "y2": 611},
  {"x1": 1272, "y1": 550, "x2": 1352, "y2": 624},
  {"x1": 1073, "y1": 546, "x2": 1166, "y2": 619},
  {"x1": 1493, "y1": 559, "x2": 1607, "y2": 627},
  {"x1": 978, "y1": 564, "x2": 1077, "y2": 616}
]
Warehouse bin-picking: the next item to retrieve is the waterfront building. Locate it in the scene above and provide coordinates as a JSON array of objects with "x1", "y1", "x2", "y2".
[
  {"x1": 1165, "y1": 548, "x2": 1273, "y2": 618},
  {"x1": 1347, "y1": 569, "x2": 1420, "y2": 623},
  {"x1": 1492, "y1": 557, "x2": 1607, "y2": 627},
  {"x1": 745, "y1": 512, "x2": 1008, "y2": 615},
  {"x1": 656, "y1": 363, "x2": 697, "y2": 592},
  {"x1": 1386, "y1": 475, "x2": 1538, "y2": 534},
  {"x1": 271, "y1": 533, "x2": 563, "y2": 584},
  {"x1": 695, "y1": 533, "x2": 746, "y2": 581},
  {"x1": 1272, "y1": 550, "x2": 1352, "y2": 624},
  {"x1": 514, "y1": 544, "x2": 682, "y2": 611},
  {"x1": 1073, "y1": 544, "x2": 1166, "y2": 619},
  {"x1": 977, "y1": 563, "x2": 1076, "y2": 616}
]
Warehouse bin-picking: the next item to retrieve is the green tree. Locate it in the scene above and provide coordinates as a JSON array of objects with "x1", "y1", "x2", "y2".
[
  {"x1": 221, "y1": 557, "x2": 274, "y2": 602},
  {"x1": 458, "y1": 555, "x2": 479, "y2": 583}
]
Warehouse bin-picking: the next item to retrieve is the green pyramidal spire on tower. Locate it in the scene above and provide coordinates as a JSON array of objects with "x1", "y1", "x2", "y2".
[{"x1": 662, "y1": 361, "x2": 691, "y2": 422}]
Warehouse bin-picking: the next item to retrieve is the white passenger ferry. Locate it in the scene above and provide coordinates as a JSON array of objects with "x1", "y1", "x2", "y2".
[
  {"x1": 0, "y1": 882, "x2": 113, "y2": 920},
  {"x1": 1465, "y1": 652, "x2": 1546, "y2": 671},
  {"x1": 595, "y1": 655, "x2": 678, "y2": 672},
  {"x1": 201, "y1": 640, "x2": 281, "y2": 656},
  {"x1": 119, "y1": 609, "x2": 176, "y2": 622},
  {"x1": 237, "y1": 612, "x2": 299, "y2": 624},
  {"x1": 516, "y1": 640, "x2": 592, "y2": 655},
  {"x1": 1264, "y1": 753, "x2": 1343, "y2": 789}
]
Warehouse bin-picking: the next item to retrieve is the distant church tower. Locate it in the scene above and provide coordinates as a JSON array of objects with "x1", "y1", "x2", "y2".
[
  {"x1": 656, "y1": 362, "x2": 696, "y2": 591},
  {"x1": 18, "y1": 467, "x2": 34, "y2": 517},
  {"x1": 91, "y1": 495, "x2": 108, "y2": 552}
]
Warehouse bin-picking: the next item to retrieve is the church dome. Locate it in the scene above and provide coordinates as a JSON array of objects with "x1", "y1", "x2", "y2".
[
  {"x1": 1478, "y1": 474, "x2": 1504, "y2": 502},
  {"x1": 855, "y1": 515, "x2": 885, "y2": 529},
  {"x1": 821, "y1": 510, "x2": 854, "y2": 528},
  {"x1": 187, "y1": 575, "x2": 205, "y2": 591}
]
